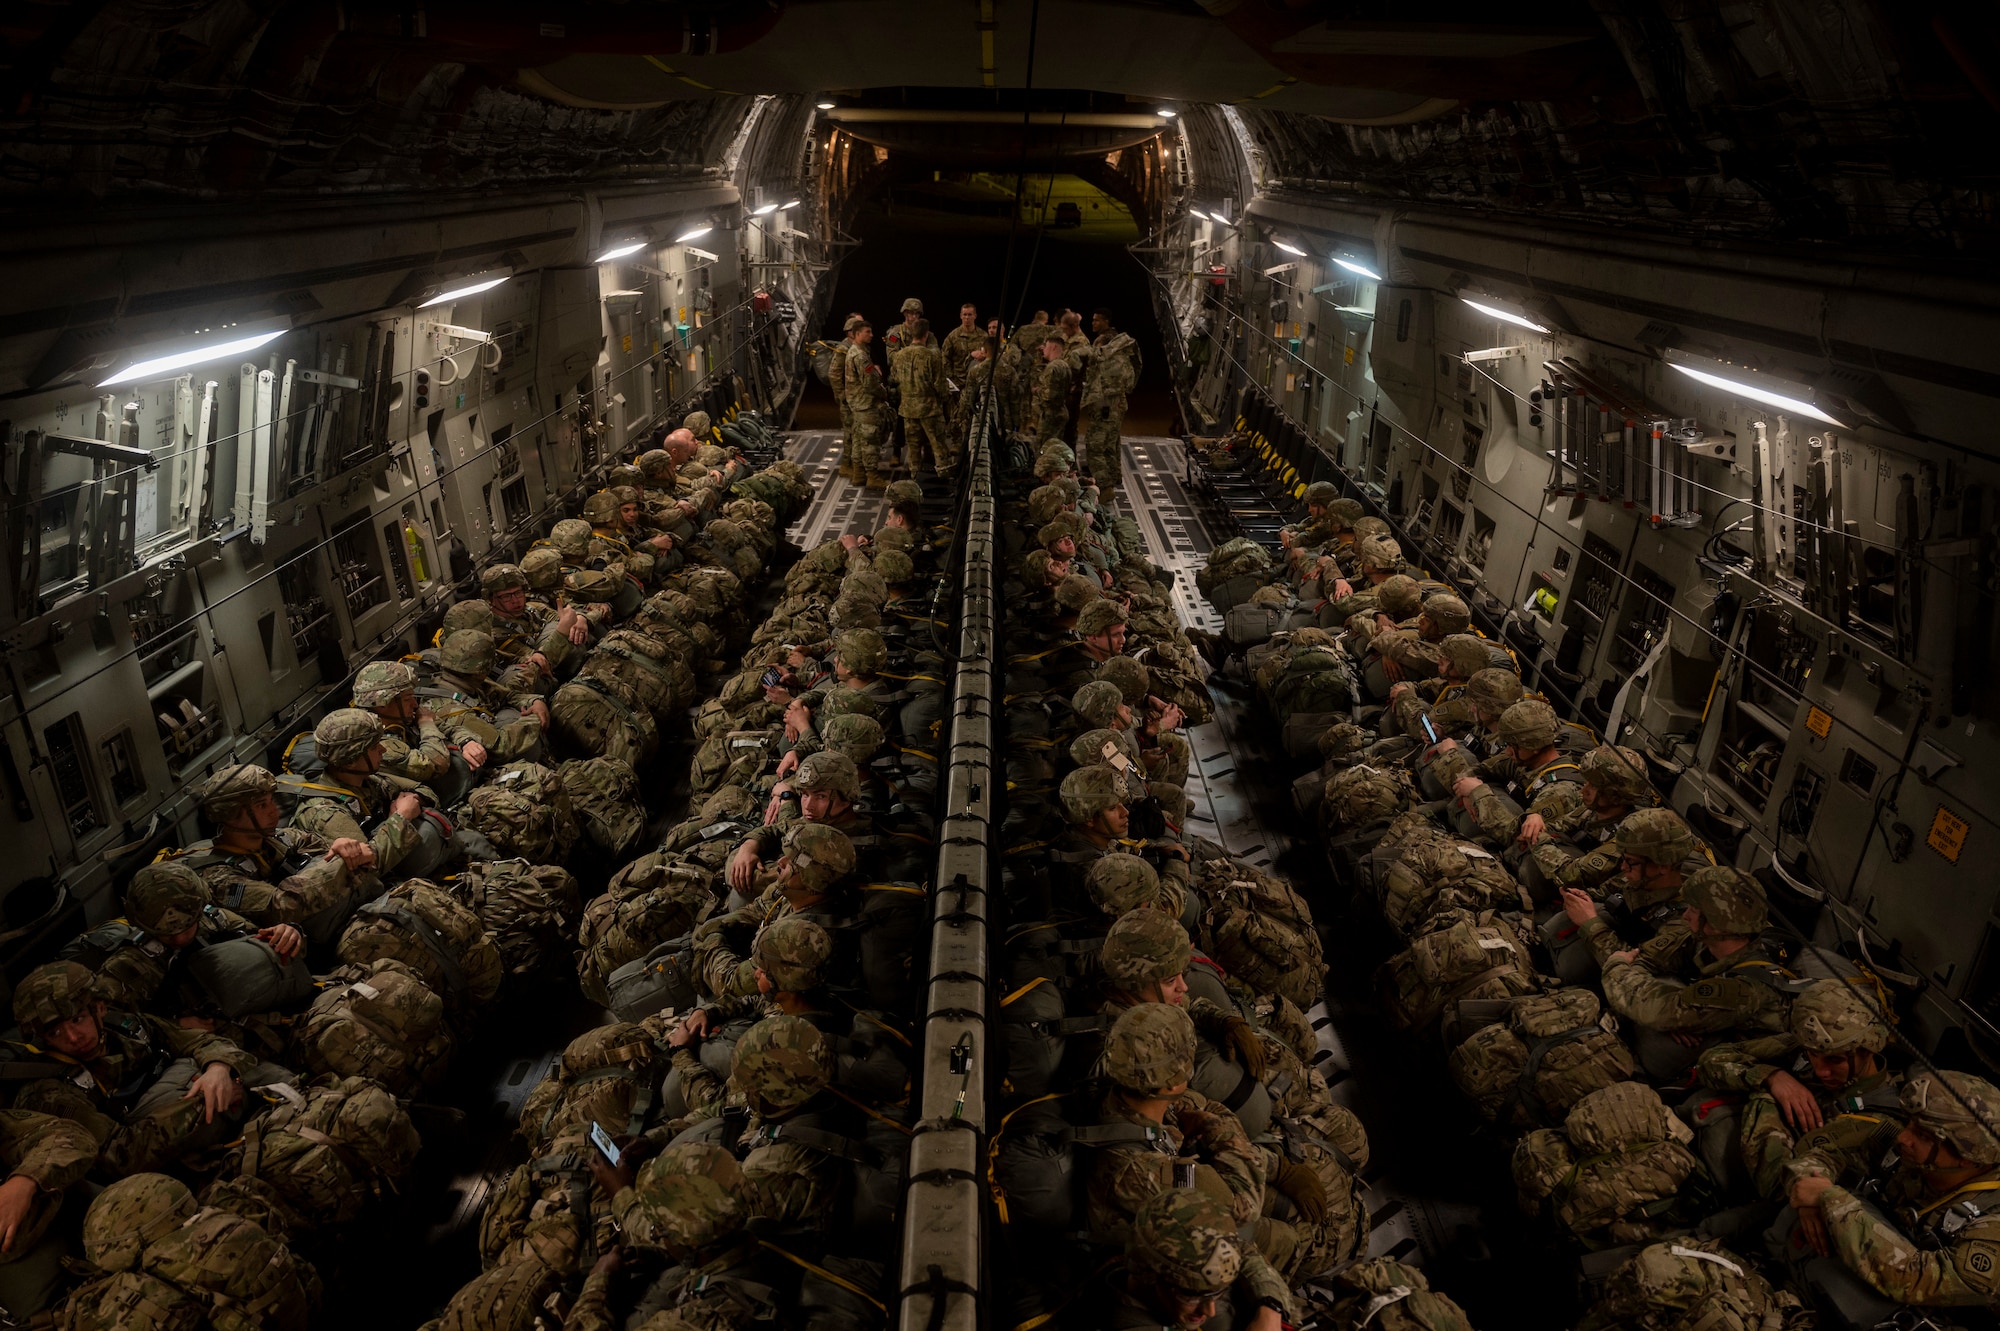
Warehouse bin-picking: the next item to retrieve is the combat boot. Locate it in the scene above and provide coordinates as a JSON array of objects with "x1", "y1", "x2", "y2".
[
  {"x1": 864, "y1": 471, "x2": 890, "y2": 491},
  {"x1": 840, "y1": 450, "x2": 861, "y2": 482}
]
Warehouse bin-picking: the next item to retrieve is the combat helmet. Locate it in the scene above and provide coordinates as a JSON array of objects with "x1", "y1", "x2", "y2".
[
  {"x1": 1076, "y1": 601, "x2": 1127, "y2": 638},
  {"x1": 883, "y1": 479, "x2": 925, "y2": 506},
  {"x1": 1104, "y1": 1003, "x2": 1197, "y2": 1096},
  {"x1": 480, "y1": 564, "x2": 527, "y2": 596},
  {"x1": 1085, "y1": 854, "x2": 1160, "y2": 918},
  {"x1": 1028, "y1": 486, "x2": 1067, "y2": 526},
  {"x1": 14, "y1": 961, "x2": 97, "y2": 1035},
  {"x1": 1358, "y1": 535, "x2": 1402, "y2": 571},
  {"x1": 1581, "y1": 745, "x2": 1654, "y2": 806},
  {"x1": 637, "y1": 449, "x2": 676, "y2": 481},
  {"x1": 1353, "y1": 516, "x2": 1392, "y2": 540},
  {"x1": 1101, "y1": 911, "x2": 1191, "y2": 989},
  {"x1": 1327, "y1": 498, "x2": 1364, "y2": 528},
  {"x1": 1682, "y1": 866, "x2": 1768, "y2": 936},
  {"x1": 1060, "y1": 765, "x2": 1126, "y2": 825},
  {"x1": 549, "y1": 519, "x2": 593, "y2": 560},
  {"x1": 834, "y1": 629, "x2": 887, "y2": 676},
  {"x1": 199, "y1": 763, "x2": 276, "y2": 821},
  {"x1": 753, "y1": 917, "x2": 834, "y2": 993},
  {"x1": 1303, "y1": 481, "x2": 1339, "y2": 509},
  {"x1": 83, "y1": 1174, "x2": 197, "y2": 1272},
  {"x1": 439, "y1": 629, "x2": 497, "y2": 677},
  {"x1": 793, "y1": 751, "x2": 861, "y2": 802},
  {"x1": 521, "y1": 547, "x2": 564, "y2": 592},
  {"x1": 1438, "y1": 635, "x2": 1494, "y2": 680},
  {"x1": 730, "y1": 1014, "x2": 835, "y2": 1117},
  {"x1": 820, "y1": 714, "x2": 885, "y2": 765},
  {"x1": 1790, "y1": 979, "x2": 1888, "y2": 1055},
  {"x1": 441, "y1": 599, "x2": 494, "y2": 635},
  {"x1": 314, "y1": 708, "x2": 383, "y2": 767},
  {"x1": 1617, "y1": 807, "x2": 1696, "y2": 866},
  {"x1": 1423, "y1": 594, "x2": 1470, "y2": 635},
  {"x1": 126, "y1": 862, "x2": 207, "y2": 937},
  {"x1": 782, "y1": 822, "x2": 856, "y2": 893},
  {"x1": 1901, "y1": 1071, "x2": 2000, "y2": 1166},
  {"x1": 1097, "y1": 656, "x2": 1150, "y2": 705},
  {"x1": 871, "y1": 549, "x2": 915, "y2": 586},
  {"x1": 1496, "y1": 699, "x2": 1560, "y2": 751},
  {"x1": 1054, "y1": 574, "x2": 1102, "y2": 612},
  {"x1": 1375, "y1": 575, "x2": 1422, "y2": 621},
  {"x1": 1130, "y1": 1188, "x2": 1243, "y2": 1297},
  {"x1": 1071, "y1": 681, "x2": 1126, "y2": 730},
  {"x1": 352, "y1": 660, "x2": 416, "y2": 710},
  {"x1": 625, "y1": 1142, "x2": 750, "y2": 1257},
  {"x1": 1466, "y1": 667, "x2": 1524, "y2": 713},
  {"x1": 900, "y1": 297, "x2": 923, "y2": 315},
  {"x1": 684, "y1": 410, "x2": 712, "y2": 436}
]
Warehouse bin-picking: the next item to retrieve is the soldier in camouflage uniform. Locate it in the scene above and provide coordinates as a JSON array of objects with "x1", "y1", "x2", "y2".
[
  {"x1": 1573, "y1": 866, "x2": 1797, "y2": 1080},
  {"x1": 422, "y1": 629, "x2": 549, "y2": 764},
  {"x1": 180, "y1": 764, "x2": 371, "y2": 944},
  {"x1": 1443, "y1": 699, "x2": 1586, "y2": 846},
  {"x1": 0, "y1": 1103, "x2": 97, "y2": 1316},
  {"x1": 1073, "y1": 679, "x2": 1190, "y2": 789},
  {"x1": 1783, "y1": 1069, "x2": 2000, "y2": 1317},
  {"x1": 284, "y1": 709, "x2": 427, "y2": 881},
  {"x1": 830, "y1": 313, "x2": 863, "y2": 481},
  {"x1": 843, "y1": 322, "x2": 892, "y2": 489},
  {"x1": 1365, "y1": 592, "x2": 1471, "y2": 688},
  {"x1": 892, "y1": 319, "x2": 956, "y2": 479},
  {"x1": 1079, "y1": 308, "x2": 1140, "y2": 499},
  {"x1": 575, "y1": 1141, "x2": 779, "y2": 1331},
  {"x1": 941, "y1": 302, "x2": 984, "y2": 385},
  {"x1": 697, "y1": 823, "x2": 857, "y2": 1000},
  {"x1": 1384, "y1": 636, "x2": 1505, "y2": 743},
  {"x1": 1698, "y1": 979, "x2": 1902, "y2": 1201},
  {"x1": 482, "y1": 561, "x2": 582, "y2": 685},
  {"x1": 352, "y1": 659, "x2": 476, "y2": 802},
  {"x1": 1100, "y1": 1188, "x2": 1296, "y2": 1331},
  {"x1": 1553, "y1": 807, "x2": 1711, "y2": 979},
  {"x1": 77, "y1": 861, "x2": 302, "y2": 1019},
  {"x1": 11, "y1": 961, "x2": 271, "y2": 1177},
  {"x1": 1053, "y1": 765, "x2": 1191, "y2": 906},
  {"x1": 1032, "y1": 336, "x2": 1074, "y2": 443},
  {"x1": 883, "y1": 296, "x2": 927, "y2": 367}
]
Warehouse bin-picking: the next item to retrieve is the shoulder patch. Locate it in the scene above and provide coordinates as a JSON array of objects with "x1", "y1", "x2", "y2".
[{"x1": 1960, "y1": 1239, "x2": 2000, "y2": 1291}]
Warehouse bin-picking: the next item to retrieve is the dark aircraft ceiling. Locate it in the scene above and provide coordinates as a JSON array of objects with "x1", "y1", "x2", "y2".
[{"x1": 4, "y1": 0, "x2": 1998, "y2": 251}]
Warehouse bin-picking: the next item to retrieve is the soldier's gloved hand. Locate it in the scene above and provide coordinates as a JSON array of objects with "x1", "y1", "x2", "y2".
[
  {"x1": 1220, "y1": 1018, "x2": 1267, "y2": 1080},
  {"x1": 1272, "y1": 1156, "x2": 1329, "y2": 1224},
  {"x1": 1766, "y1": 1069, "x2": 1825, "y2": 1132}
]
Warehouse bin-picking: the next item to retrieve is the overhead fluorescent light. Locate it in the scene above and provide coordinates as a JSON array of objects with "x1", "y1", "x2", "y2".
[
  {"x1": 1461, "y1": 297, "x2": 1550, "y2": 334},
  {"x1": 1156, "y1": 108, "x2": 1177, "y2": 118},
  {"x1": 1273, "y1": 239, "x2": 1306, "y2": 257},
  {"x1": 752, "y1": 203, "x2": 779, "y2": 216},
  {"x1": 816, "y1": 101, "x2": 836, "y2": 110},
  {"x1": 420, "y1": 275, "x2": 508, "y2": 308},
  {"x1": 1664, "y1": 351, "x2": 1846, "y2": 427},
  {"x1": 100, "y1": 328, "x2": 285, "y2": 386},
  {"x1": 676, "y1": 225, "x2": 712, "y2": 243},
  {"x1": 595, "y1": 241, "x2": 647, "y2": 262},
  {"x1": 780, "y1": 199, "x2": 800, "y2": 210},
  {"x1": 1188, "y1": 207, "x2": 1210, "y2": 221},
  {"x1": 1332, "y1": 256, "x2": 1382, "y2": 280}
]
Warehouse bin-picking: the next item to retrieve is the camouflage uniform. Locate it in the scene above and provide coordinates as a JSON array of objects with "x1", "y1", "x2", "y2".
[
  {"x1": 181, "y1": 765, "x2": 365, "y2": 941},
  {"x1": 893, "y1": 335, "x2": 956, "y2": 478},
  {"x1": 843, "y1": 340, "x2": 890, "y2": 484},
  {"x1": 829, "y1": 319, "x2": 860, "y2": 479},
  {"x1": 693, "y1": 823, "x2": 856, "y2": 999},
  {"x1": 422, "y1": 631, "x2": 546, "y2": 763},
  {"x1": 1386, "y1": 637, "x2": 1500, "y2": 742},
  {"x1": 882, "y1": 300, "x2": 926, "y2": 367},
  {"x1": 1102, "y1": 1187, "x2": 1297, "y2": 1330},
  {"x1": 73, "y1": 862, "x2": 261, "y2": 1015},
  {"x1": 1455, "y1": 700, "x2": 1587, "y2": 845},
  {"x1": 283, "y1": 710, "x2": 422, "y2": 876},
  {"x1": 0, "y1": 1107, "x2": 98, "y2": 1316},
  {"x1": 1032, "y1": 352, "x2": 1073, "y2": 443},
  {"x1": 352, "y1": 662, "x2": 464, "y2": 795},
  {"x1": 941, "y1": 317, "x2": 985, "y2": 386},
  {"x1": 1079, "y1": 330, "x2": 1140, "y2": 496}
]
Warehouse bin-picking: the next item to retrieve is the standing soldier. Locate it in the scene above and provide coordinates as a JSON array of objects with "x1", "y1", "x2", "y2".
[
  {"x1": 844, "y1": 322, "x2": 891, "y2": 490},
  {"x1": 941, "y1": 302, "x2": 984, "y2": 386},
  {"x1": 830, "y1": 313, "x2": 863, "y2": 481},
  {"x1": 883, "y1": 296, "x2": 926, "y2": 367},
  {"x1": 893, "y1": 319, "x2": 956, "y2": 481},
  {"x1": 954, "y1": 338, "x2": 997, "y2": 441},
  {"x1": 994, "y1": 317, "x2": 1030, "y2": 434},
  {"x1": 1079, "y1": 307, "x2": 1141, "y2": 500},
  {"x1": 1033, "y1": 336, "x2": 1074, "y2": 444}
]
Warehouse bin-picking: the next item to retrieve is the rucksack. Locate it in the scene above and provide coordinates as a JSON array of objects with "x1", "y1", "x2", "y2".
[
  {"x1": 550, "y1": 674, "x2": 660, "y2": 767},
  {"x1": 1197, "y1": 853, "x2": 1327, "y2": 1011},
  {"x1": 478, "y1": 1125, "x2": 618, "y2": 1278},
  {"x1": 689, "y1": 728, "x2": 782, "y2": 797},
  {"x1": 424, "y1": 1256, "x2": 568, "y2": 1331},
  {"x1": 1447, "y1": 988, "x2": 1635, "y2": 1130},
  {"x1": 459, "y1": 762, "x2": 579, "y2": 863},
  {"x1": 335, "y1": 879, "x2": 505, "y2": 1016},
  {"x1": 59, "y1": 1272, "x2": 204, "y2": 1331},
  {"x1": 291, "y1": 959, "x2": 454, "y2": 1097},
  {"x1": 577, "y1": 854, "x2": 718, "y2": 1006},
  {"x1": 184, "y1": 936, "x2": 317, "y2": 1019},
  {"x1": 1576, "y1": 1236, "x2": 1802, "y2": 1331},
  {"x1": 131, "y1": 1207, "x2": 317, "y2": 1331},
  {"x1": 1378, "y1": 908, "x2": 1541, "y2": 1037},
  {"x1": 585, "y1": 631, "x2": 694, "y2": 723},
  {"x1": 602, "y1": 939, "x2": 700, "y2": 1023},
  {"x1": 1267, "y1": 648, "x2": 1357, "y2": 725},
  {"x1": 213, "y1": 1075, "x2": 421, "y2": 1234},
  {"x1": 1263, "y1": 1106, "x2": 1372, "y2": 1281},
  {"x1": 1513, "y1": 1081, "x2": 1706, "y2": 1246},
  {"x1": 555, "y1": 758, "x2": 647, "y2": 861},
  {"x1": 1298, "y1": 1258, "x2": 1476, "y2": 1331},
  {"x1": 1378, "y1": 836, "x2": 1526, "y2": 938},
  {"x1": 449, "y1": 860, "x2": 583, "y2": 980},
  {"x1": 517, "y1": 1024, "x2": 663, "y2": 1151}
]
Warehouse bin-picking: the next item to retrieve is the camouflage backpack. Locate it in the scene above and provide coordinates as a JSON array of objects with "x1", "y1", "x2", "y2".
[
  {"x1": 59, "y1": 1272, "x2": 203, "y2": 1331},
  {"x1": 1298, "y1": 1257, "x2": 1476, "y2": 1331},
  {"x1": 449, "y1": 860, "x2": 583, "y2": 980},
  {"x1": 1378, "y1": 908, "x2": 1541, "y2": 1036},
  {"x1": 1262, "y1": 1105, "x2": 1373, "y2": 1282},
  {"x1": 576, "y1": 853, "x2": 718, "y2": 1006},
  {"x1": 1319, "y1": 764, "x2": 1417, "y2": 840},
  {"x1": 555, "y1": 757, "x2": 647, "y2": 861},
  {"x1": 1266, "y1": 645, "x2": 1357, "y2": 725},
  {"x1": 1378, "y1": 834, "x2": 1527, "y2": 937},
  {"x1": 516, "y1": 1023, "x2": 663, "y2": 1150},
  {"x1": 423, "y1": 1257, "x2": 567, "y2": 1331},
  {"x1": 1513, "y1": 1081, "x2": 1706, "y2": 1247},
  {"x1": 335, "y1": 879, "x2": 505, "y2": 1016},
  {"x1": 1134, "y1": 641, "x2": 1215, "y2": 726},
  {"x1": 584, "y1": 630, "x2": 694, "y2": 723},
  {"x1": 552, "y1": 672, "x2": 661, "y2": 767},
  {"x1": 209, "y1": 1075, "x2": 419, "y2": 1233},
  {"x1": 477, "y1": 1124, "x2": 618, "y2": 1278},
  {"x1": 1576, "y1": 1235, "x2": 1804, "y2": 1331},
  {"x1": 689, "y1": 727, "x2": 782, "y2": 797},
  {"x1": 460, "y1": 762, "x2": 580, "y2": 863},
  {"x1": 1197, "y1": 854, "x2": 1327, "y2": 1012},
  {"x1": 291, "y1": 958, "x2": 454, "y2": 1097},
  {"x1": 1446, "y1": 988, "x2": 1635, "y2": 1130}
]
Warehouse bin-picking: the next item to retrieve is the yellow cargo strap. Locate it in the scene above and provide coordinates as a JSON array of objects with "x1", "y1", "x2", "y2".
[
  {"x1": 999, "y1": 976, "x2": 1049, "y2": 1007},
  {"x1": 987, "y1": 1092, "x2": 1063, "y2": 1226},
  {"x1": 863, "y1": 882, "x2": 927, "y2": 898},
  {"x1": 1918, "y1": 1179, "x2": 2000, "y2": 1217},
  {"x1": 755, "y1": 1242, "x2": 885, "y2": 1312}
]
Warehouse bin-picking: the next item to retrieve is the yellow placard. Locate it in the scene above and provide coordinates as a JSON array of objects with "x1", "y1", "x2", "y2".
[
  {"x1": 621, "y1": 334, "x2": 633, "y2": 353},
  {"x1": 1805, "y1": 706, "x2": 1832, "y2": 738},
  {"x1": 1344, "y1": 346, "x2": 1356, "y2": 365},
  {"x1": 1929, "y1": 806, "x2": 1969, "y2": 864}
]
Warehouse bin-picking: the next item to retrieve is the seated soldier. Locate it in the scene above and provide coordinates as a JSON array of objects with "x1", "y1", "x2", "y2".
[
  {"x1": 180, "y1": 763, "x2": 372, "y2": 945},
  {"x1": 1383, "y1": 635, "x2": 1505, "y2": 744},
  {"x1": 1551, "y1": 807, "x2": 1710, "y2": 984},
  {"x1": 0, "y1": 1107, "x2": 97, "y2": 1319},
  {"x1": 1697, "y1": 979, "x2": 1901, "y2": 1202},
  {"x1": 1101, "y1": 1189, "x2": 1294, "y2": 1331},
  {"x1": 1787, "y1": 1070, "x2": 2000, "y2": 1322},
  {"x1": 725, "y1": 751, "x2": 928, "y2": 894},
  {"x1": 351, "y1": 659, "x2": 475, "y2": 802},
  {"x1": 422, "y1": 629, "x2": 549, "y2": 765},
  {"x1": 11, "y1": 962, "x2": 276, "y2": 1177},
  {"x1": 788, "y1": 629, "x2": 899, "y2": 735},
  {"x1": 1444, "y1": 699, "x2": 1585, "y2": 846},
  {"x1": 1073, "y1": 679, "x2": 1189, "y2": 790},
  {"x1": 282, "y1": 708, "x2": 431, "y2": 883},
  {"x1": 699, "y1": 823, "x2": 858, "y2": 1001},
  {"x1": 1055, "y1": 764, "x2": 1191, "y2": 905},
  {"x1": 522, "y1": 546, "x2": 599, "y2": 649},
  {"x1": 482, "y1": 562, "x2": 581, "y2": 687},
  {"x1": 1569, "y1": 866, "x2": 1797, "y2": 1082},
  {"x1": 1363, "y1": 592, "x2": 1472, "y2": 694}
]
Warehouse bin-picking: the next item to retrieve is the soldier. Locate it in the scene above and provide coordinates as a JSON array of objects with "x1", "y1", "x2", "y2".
[
  {"x1": 482, "y1": 562, "x2": 582, "y2": 685},
  {"x1": 997, "y1": 316, "x2": 1034, "y2": 431},
  {"x1": 892, "y1": 318, "x2": 956, "y2": 480},
  {"x1": 0, "y1": 1105, "x2": 97, "y2": 1317},
  {"x1": 1055, "y1": 765, "x2": 1190, "y2": 903},
  {"x1": 1698, "y1": 979, "x2": 1901, "y2": 1201},
  {"x1": 180, "y1": 764, "x2": 371, "y2": 944},
  {"x1": 423, "y1": 629, "x2": 550, "y2": 765},
  {"x1": 844, "y1": 321, "x2": 892, "y2": 489},
  {"x1": 1571, "y1": 865, "x2": 1797, "y2": 1080},
  {"x1": 883, "y1": 296, "x2": 927, "y2": 367},
  {"x1": 1284, "y1": 482, "x2": 1344, "y2": 557},
  {"x1": 1365, "y1": 592, "x2": 1472, "y2": 689},
  {"x1": 1058, "y1": 309, "x2": 1089, "y2": 364},
  {"x1": 941, "y1": 302, "x2": 983, "y2": 384},
  {"x1": 1079, "y1": 307, "x2": 1140, "y2": 499},
  {"x1": 831, "y1": 313, "x2": 864, "y2": 481},
  {"x1": 1072, "y1": 679, "x2": 1189, "y2": 789},
  {"x1": 696, "y1": 822, "x2": 857, "y2": 1000},
  {"x1": 351, "y1": 660, "x2": 475, "y2": 802},
  {"x1": 10, "y1": 961, "x2": 271, "y2": 1176},
  {"x1": 575, "y1": 1141, "x2": 780, "y2": 1331},
  {"x1": 953, "y1": 336, "x2": 997, "y2": 440},
  {"x1": 75, "y1": 861, "x2": 303, "y2": 1020},
  {"x1": 1383, "y1": 635, "x2": 1498, "y2": 743},
  {"x1": 283, "y1": 709, "x2": 429, "y2": 881},
  {"x1": 1553, "y1": 805, "x2": 1708, "y2": 963},
  {"x1": 1785, "y1": 1070, "x2": 2000, "y2": 1321},
  {"x1": 1446, "y1": 699, "x2": 1585, "y2": 846},
  {"x1": 725, "y1": 752, "x2": 928, "y2": 893},
  {"x1": 1033, "y1": 336, "x2": 1074, "y2": 443},
  {"x1": 1104, "y1": 1189, "x2": 1294, "y2": 1331}
]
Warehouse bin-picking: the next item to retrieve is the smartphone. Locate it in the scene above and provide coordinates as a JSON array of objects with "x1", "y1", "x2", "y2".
[
  {"x1": 1420, "y1": 714, "x2": 1440, "y2": 747},
  {"x1": 589, "y1": 1121, "x2": 621, "y2": 1168},
  {"x1": 760, "y1": 666, "x2": 787, "y2": 690}
]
